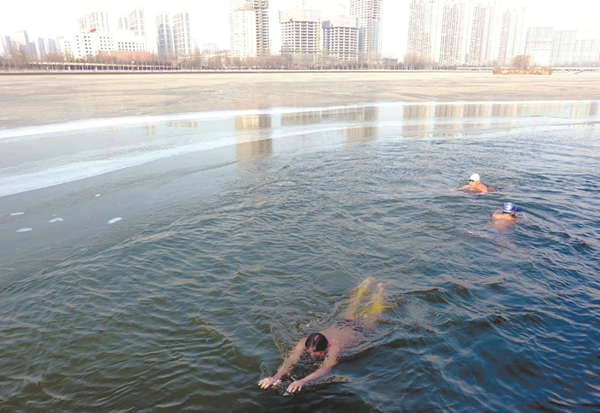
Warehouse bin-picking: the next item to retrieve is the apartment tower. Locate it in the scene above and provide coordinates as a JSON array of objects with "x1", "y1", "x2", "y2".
[
  {"x1": 156, "y1": 13, "x2": 175, "y2": 59},
  {"x1": 230, "y1": 1, "x2": 257, "y2": 59},
  {"x1": 279, "y1": 9, "x2": 322, "y2": 61},
  {"x1": 173, "y1": 11, "x2": 192, "y2": 58},
  {"x1": 467, "y1": 1, "x2": 501, "y2": 65},
  {"x1": 525, "y1": 27, "x2": 553, "y2": 66},
  {"x1": 498, "y1": 7, "x2": 525, "y2": 64},
  {"x1": 551, "y1": 30, "x2": 577, "y2": 65},
  {"x1": 79, "y1": 11, "x2": 110, "y2": 33},
  {"x1": 322, "y1": 16, "x2": 359, "y2": 61},
  {"x1": 438, "y1": 0, "x2": 472, "y2": 66},
  {"x1": 349, "y1": 0, "x2": 383, "y2": 61},
  {"x1": 407, "y1": 0, "x2": 442, "y2": 62},
  {"x1": 229, "y1": 0, "x2": 270, "y2": 59}
]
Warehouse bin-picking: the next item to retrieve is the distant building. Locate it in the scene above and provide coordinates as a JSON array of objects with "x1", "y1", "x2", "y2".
[
  {"x1": 253, "y1": 0, "x2": 270, "y2": 57},
  {"x1": 229, "y1": 0, "x2": 270, "y2": 59},
  {"x1": 350, "y1": 0, "x2": 383, "y2": 60},
  {"x1": 230, "y1": 2, "x2": 257, "y2": 59},
  {"x1": 35, "y1": 37, "x2": 47, "y2": 60},
  {"x1": 467, "y1": 1, "x2": 502, "y2": 65},
  {"x1": 2, "y1": 35, "x2": 12, "y2": 56},
  {"x1": 322, "y1": 15, "x2": 359, "y2": 61},
  {"x1": 117, "y1": 16, "x2": 129, "y2": 31},
  {"x1": 280, "y1": 9, "x2": 322, "y2": 61},
  {"x1": 11, "y1": 30, "x2": 37, "y2": 61},
  {"x1": 173, "y1": 11, "x2": 193, "y2": 58},
  {"x1": 203, "y1": 43, "x2": 218, "y2": 54},
  {"x1": 156, "y1": 13, "x2": 175, "y2": 59},
  {"x1": 438, "y1": 0, "x2": 472, "y2": 66},
  {"x1": 407, "y1": 0, "x2": 442, "y2": 62},
  {"x1": 128, "y1": 8, "x2": 147, "y2": 39},
  {"x1": 79, "y1": 11, "x2": 110, "y2": 33},
  {"x1": 60, "y1": 31, "x2": 146, "y2": 59},
  {"x1": 525, "y1": 27, "x2": 553, "y2": 66},
  {"x1": 498, "y1": 7, "x2": 525, "y2": 64},
  {"x1": 551, "y1": 30, "x2": 577, "y2": 65},
  {"x1": 573, "y1": 38, "x2": 600, "y2": 63}
]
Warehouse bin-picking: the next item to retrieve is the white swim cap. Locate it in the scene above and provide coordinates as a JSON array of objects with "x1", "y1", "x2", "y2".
[{"x1": 469, "y1": 173, "x2": 480, "y2": 182}]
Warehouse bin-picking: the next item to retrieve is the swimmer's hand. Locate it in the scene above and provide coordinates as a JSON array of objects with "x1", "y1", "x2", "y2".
[
  {"x1": 258, "y1": 377, "x2": 280, "y2": 389},
  {"x1": 286, "y1": 379, "x2": 306, "y2": 394}
]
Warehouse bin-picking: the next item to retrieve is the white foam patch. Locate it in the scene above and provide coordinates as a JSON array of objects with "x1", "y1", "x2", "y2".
[
  {"x1": 17, "y1": 228, "x2": 32, "y2": 232},
  {"x1": 108, "y1": 217, "x2": 122, "y2": 224},
  {"x1": 95, "y1": 194, "x2": 101, "y2": 197},
  {"x1": 49, "y1": 218, "x2": 64, "y2": 223},
  {"x1": 10, "y1": 212, "x2": 25, "y2": 216}
]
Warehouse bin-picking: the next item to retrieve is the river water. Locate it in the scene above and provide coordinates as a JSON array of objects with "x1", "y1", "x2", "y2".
[{"x1": 1, "y1": 101, "x2": 599, "y2": 412}]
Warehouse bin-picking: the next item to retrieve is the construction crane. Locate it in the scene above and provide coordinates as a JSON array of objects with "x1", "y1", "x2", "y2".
[{"x1": 339, "y1": 2, "x2": 347, "y2": 15}]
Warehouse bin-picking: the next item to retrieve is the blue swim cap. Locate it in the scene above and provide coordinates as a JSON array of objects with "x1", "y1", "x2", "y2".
[{"x1": 502, "y1": 202, "x2": 517, "y2": 213}]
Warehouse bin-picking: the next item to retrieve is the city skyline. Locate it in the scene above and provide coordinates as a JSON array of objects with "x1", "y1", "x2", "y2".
[{"x1": 1, "y1": 0, "x2": 598, "y2": 59}]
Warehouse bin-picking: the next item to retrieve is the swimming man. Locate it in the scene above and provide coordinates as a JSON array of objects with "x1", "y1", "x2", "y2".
[
  {"x1": 490, "y1": 202, "x2": 519, "y2": 231},
  {"x1": 457, "y1": 173, "x2": 488, "y2": 194},
  {"x1": 258, "y1": 279, "x2": 387, "y2": 394}
]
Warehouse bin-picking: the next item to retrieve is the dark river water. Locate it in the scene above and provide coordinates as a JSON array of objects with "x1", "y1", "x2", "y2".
[{"x1": 1, "y1": 101, "x2": 599, "y2": 412}]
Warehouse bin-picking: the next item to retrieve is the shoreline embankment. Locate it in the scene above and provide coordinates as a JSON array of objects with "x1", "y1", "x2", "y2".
[{"x1": 1, "y1": 71, "x2": 599, "y2": 129}]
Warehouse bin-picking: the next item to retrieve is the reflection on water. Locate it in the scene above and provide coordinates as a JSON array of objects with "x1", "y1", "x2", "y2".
[
  {"x1": 235, "y1": 114, "x2": 273, "y2": 161},
  {"x1": 281, "y1": 106, "x2": 379, "y2": 127},
  {"x1": 168, "y1": 121, "x2": 200, "y2": 129},
  {"x1": 346, "y1": 126, "x2": 378, "y2": 140},
  {"x1": 0, "y1": 100, "x2": 598, "y2": 200},
  {"x1": 281, "y1": 110, "x2": 322, "y2": 126}
]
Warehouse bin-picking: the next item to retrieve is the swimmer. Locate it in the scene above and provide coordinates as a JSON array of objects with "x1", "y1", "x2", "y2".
[
  {"x1": 457, "y1": 173, "x2": 488, "y2": 194},
  {"x1": 258, "y1": 279, "x2": 387, "y2": 394},
  {"x1": 490, "y1": 202, "x2": 519, "y2": 231}
]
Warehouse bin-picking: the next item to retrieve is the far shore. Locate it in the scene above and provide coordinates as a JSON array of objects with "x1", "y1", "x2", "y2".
[{"x1": 1, "y1": 71, "x2": 599, "y2": 129}]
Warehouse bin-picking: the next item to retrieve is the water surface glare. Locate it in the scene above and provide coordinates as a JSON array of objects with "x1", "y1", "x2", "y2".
[{"x1": 1, "y1": 101, "x2": 599, "y2": 412}]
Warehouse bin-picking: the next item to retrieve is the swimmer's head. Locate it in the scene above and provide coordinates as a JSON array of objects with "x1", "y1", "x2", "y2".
[
  {"x1": 469, "y1": 173, "x2": 480, "y2": 183},
  {"x1": 305, "y1": 333, "x2": 328, "y2": 352},
  {"x1": 502, "y1": 202, "x2": 517, "y2": 214}
]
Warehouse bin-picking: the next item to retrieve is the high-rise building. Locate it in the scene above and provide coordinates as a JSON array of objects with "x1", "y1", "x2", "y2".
[
  {"x1": 525, "y1": 27, "x2": 553, "y2": 66},
  {"x1": 11, "y1": 31, "x2": 37, "y2": 61},
  {"x1": 467, "y1": 1, "x2": 501, "y2": 65},
  {"x1": 229, "y1": 0, "x2": 270, "y2": 59},
  {"x1": 280, "y1": 9, "x2": 321, "y2": 61},
  {"x1": 203, "y1": 43, "x2": 218, "y2": 54},
  {"x1": 2, "y1": 36, "x2": 12, "y2": 56},
  {"x1": 173, "y1": 11, "x2": 193, "y2": 58},
  {"x1": 407, "y1": 0, "x2": 442, "y2": 62},
  {"x1": 79, "y1": 11, "x2": 110, "y2": 33},
  {"x1": 156, "y1": 13, "x2": 175, "y2": 59},
  {"x1": 117, "y1": 16, "x2": 129, "y2": 31},
  {"x1": 350, "y1": 0, "x2": 383, "y2": 60},
  {"x1": 498, "y1": 7, "x2": 525, "y2": 64},
  {"x1": 35, "y1": 37, "x2": 47, "y2": 60},
  {"x1": 551, "y1": 30, "x2": 577, "y2": 65},
  {"x1": 573, "y1": 38, "x2": 600, "y2": 63},
  {"x1": 230, "y1": 2, "x2": 257, "y2": 59},
  {"x1": 438, "y1": 0, "x2": 472, "y2": 66},
  {"x1": 128, "y1": 8, "x2": 146, "y2": 40},
  {"x1": 253, "y1": 0, "x2": 270, "y2": 57},
  {"x1": 322, "y1": 16, "x2": 359, "y2": 61}
]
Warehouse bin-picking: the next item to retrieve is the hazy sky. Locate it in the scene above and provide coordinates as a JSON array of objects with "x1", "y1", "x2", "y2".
[{"x1": 1, "y1": 0, "x2": 599, "y2": 58}]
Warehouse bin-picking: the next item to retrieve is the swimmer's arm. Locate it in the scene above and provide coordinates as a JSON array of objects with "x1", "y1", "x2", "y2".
[
  {"x1": 258, "y1": 339, "x2": 306, "y2": 389},
  {"x1": 286, "y1": 346, "x2": 340, "y2": 393}
]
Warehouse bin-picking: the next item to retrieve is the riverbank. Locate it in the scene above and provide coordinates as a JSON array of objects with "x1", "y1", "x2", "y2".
[{"x1": 1, "y1": 71, "x2": 599, "y2": 128}]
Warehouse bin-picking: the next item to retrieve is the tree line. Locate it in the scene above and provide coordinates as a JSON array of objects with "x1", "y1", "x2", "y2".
[{"x1": 1, "y1": 50, "x2": 596, "y2": 72}]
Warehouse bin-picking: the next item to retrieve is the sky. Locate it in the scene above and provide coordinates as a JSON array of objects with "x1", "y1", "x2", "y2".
[{"x1": 1, "y1": 0, "x2": 599, "y2": 58}]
